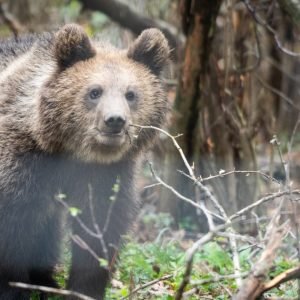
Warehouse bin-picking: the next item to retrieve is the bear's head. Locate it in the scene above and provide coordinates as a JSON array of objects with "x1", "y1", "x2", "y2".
[{"x1": 37, "y1": 24, "x2": 170, "y2": 164}]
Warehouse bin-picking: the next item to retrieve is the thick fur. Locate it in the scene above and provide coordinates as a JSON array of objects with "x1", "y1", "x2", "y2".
[{"x1": 0, "y1": 24, "x2": 169, "y2": 299}]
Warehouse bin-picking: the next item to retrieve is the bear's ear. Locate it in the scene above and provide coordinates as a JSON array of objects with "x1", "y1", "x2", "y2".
[
  {"x1": 127, "y1": 29, "x2": 170, "y2": 75},
  {"x1": 54, "y1": 24, "x2": 96, "y2": 69}
]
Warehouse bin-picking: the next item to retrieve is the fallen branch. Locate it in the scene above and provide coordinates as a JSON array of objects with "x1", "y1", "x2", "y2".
[
  {"x1": 233, "y1": 221, "x2": 290, "y2": 300},
  {"x1": 191, "y1": 271, "x2": 249, "y2": 287},
  {"x1": 175, "y1": 229, "x2": 218, "y2": 300},
  {"x1": 263, "y1": 265, "x2": 300, "y2": 292},
  {"x1": 120, "y1": 274, "x2": 172, "y2": 300},
  {"x1": 9, "y1": 282, "x2": 95, "y2": 300}
]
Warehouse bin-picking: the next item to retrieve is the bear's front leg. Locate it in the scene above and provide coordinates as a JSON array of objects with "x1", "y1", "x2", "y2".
[
  {"x1": 67, "y1": 219, "x2": 114, "y2": 300},
  {"x1": 65, "y1": 162, "x2": 136, "y2": 299}
]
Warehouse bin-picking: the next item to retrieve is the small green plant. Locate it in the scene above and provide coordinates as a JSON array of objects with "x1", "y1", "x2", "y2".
[{"x1": 107, "y1": 239, "x2": 240, "y2": 299}]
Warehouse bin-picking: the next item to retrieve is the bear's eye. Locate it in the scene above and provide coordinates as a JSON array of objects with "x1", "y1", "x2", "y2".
[
  {"x1": 125, "y1": 91, "x2": 136, "y2": 102},
  {"x1": 89, "y1": 87, "x2": 102, "y2": 100}
]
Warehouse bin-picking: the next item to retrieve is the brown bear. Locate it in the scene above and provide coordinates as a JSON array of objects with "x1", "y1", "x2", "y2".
[{"x1": 0, "y1": 24, "x2": 169, "y2": 299}]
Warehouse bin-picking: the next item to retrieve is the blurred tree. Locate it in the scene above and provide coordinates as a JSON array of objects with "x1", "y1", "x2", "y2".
[
  {"x1": 278, "y1": 0, "x2": 300, "y2": 24},
  {"x1": 161, "y1": 0, "x2": 300, "y2": 231},
  {"x1": 7, "y1": 0, "x2": 61, "y2": 31},
  {"x1": 160, "y1": 0, "x2": 225, "y2": 229},
  {"x1": 78, "y1": 0, "x2": 181, "y2": 51}
]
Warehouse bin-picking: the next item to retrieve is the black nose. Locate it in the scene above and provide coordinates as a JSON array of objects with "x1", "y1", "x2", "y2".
[{"x1": 104, "y1": 115, "x2": 126, "y2": 132}]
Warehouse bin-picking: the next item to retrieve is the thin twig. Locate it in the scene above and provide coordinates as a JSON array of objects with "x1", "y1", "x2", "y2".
[
  {"x1": 71, "y1": 234, "x2": 101, "y2": 262},
  {"x1": 217, "y1": 231, "x2": 257, "y2": 244},
  {"x1": 9, "y1": 282, "x2": 95, "y2": 300},
  {"x1": 102, "y1": 179, "x2": 119, "y2": 234},
  {"x1": 131, "y1": 124, "x2": 194, "y2": 177},
  {"x1": 233, "y1": 22, "x2": 262, "y2": 73},
  {"x1": 181, "y1": 169, "x2": 281, "y2": 186},
  {"x1": 175, "y1": 222, "x2": 237, "y2": 300},
  {"x1": 191, "y1": 271, "x2": 249, "y2": 286},
  {"x1": 120, "y1": 274, "x2": 172, "y2": 300},
  {"x1": 56, "y1": 196, "x2": 100, "y2": 239},
  {"x1": 56, "y1": 194, "x2": 109, "y2": 267},
  {"x1": 229, "y1": 190, "x2": 300, "y2": 220},
  {"x1": 88, "y1": 185, "x2": 109, "y2": 262},
  {"x1": 289, "y1": 114, "x2": 300, "y2": 152},
  {"x1": 147, "y1": 161, "x2": 224, "y2": 221},
  {"x1": 242, "y1": 0, "x2": 300, "y2": 57},
  {"x1": 255, "y1": 74, "x2": 300, "y2": 111}
]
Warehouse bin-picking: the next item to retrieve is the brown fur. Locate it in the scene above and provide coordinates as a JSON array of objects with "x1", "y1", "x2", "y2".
[{"x1": 0, "y1": 24, "x2": 169, "y2": 299}]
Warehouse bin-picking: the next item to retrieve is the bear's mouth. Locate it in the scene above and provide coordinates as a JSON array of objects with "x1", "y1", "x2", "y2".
[{"x1": 93, "y1": 128, "x2": 127, "y2": 147}]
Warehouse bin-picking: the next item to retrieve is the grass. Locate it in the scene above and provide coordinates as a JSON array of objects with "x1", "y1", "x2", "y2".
[
  {"x1": 30, "y1": 237, "x2": 299, "y2": 299},
  {"x1": 107, "y1": 239, "x2": 237, "y2": 299}
]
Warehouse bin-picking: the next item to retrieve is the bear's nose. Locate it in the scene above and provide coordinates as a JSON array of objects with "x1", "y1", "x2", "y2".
[{"x1": 104, "y1": 115, "x2": 126, "y2": 133}]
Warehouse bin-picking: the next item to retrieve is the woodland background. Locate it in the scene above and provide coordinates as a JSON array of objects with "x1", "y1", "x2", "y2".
[{"x1": 2, "y1": 0, "x2": 300, "y2": 299}]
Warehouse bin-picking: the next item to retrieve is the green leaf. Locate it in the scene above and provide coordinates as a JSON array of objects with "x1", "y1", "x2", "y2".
[
  {"x1": 99, "y1": 258, "x2": 109, "y2": 267},
  {"x1": 56, "y1": 193, "x2": 67, "y2": 200},
  {"x1": 109, "y1": 195, "x2": 116, "y2": 201},
  {"x1": 120, "y1": 287, "x2": 129, "y2": 297},
  {"x1": 68, "y1": 207, "x2": 82, "y2": 217},
  {"x1": 112, "y1": 184, "x2": 120, "y2": 194}
]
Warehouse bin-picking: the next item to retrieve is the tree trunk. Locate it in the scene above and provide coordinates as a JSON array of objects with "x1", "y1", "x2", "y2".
[
  {"x1": 162, "y1": 1, "x2": 261, "y2": 232},
  {"x1": 160, "y1": 0, "x2": 222, "y2": 229}
]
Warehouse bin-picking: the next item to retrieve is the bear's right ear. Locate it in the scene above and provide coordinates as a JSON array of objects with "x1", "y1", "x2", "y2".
[{"x1": 54, "y1": 24, "x2": 96, "y2": 69}]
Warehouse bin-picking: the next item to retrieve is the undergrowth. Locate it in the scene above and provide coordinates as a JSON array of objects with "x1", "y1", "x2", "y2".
[{"x1": 31, "y1": 213, "x2": 298, "y2": 299}]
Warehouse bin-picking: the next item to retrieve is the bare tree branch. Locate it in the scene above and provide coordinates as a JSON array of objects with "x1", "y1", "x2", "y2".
[
  {"x1": 255, "y1": 74, "x2": 300, "y2": 111},
  {"x1": 78, "y1": 0, "x2": 182, "y2": 51},
  {"x1": 147, "y1": 161, "x2": 224, "y2": 221},
  {"x1": 242, "y1": 0, "x2": 300, "y2": 57},
  {"x1": 0, "y1": 3, "x2": 24, "y2": 38},
  {"x1": 229, "y1": 190, "x2": 300, "y2": 221}
]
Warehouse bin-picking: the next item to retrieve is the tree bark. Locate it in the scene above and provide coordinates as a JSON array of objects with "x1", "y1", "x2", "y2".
[
  {"x1": 162, "y1": 1, "x2": 262, "y2": 232},
  {"x1": 160, "y1": 0, "x2": 222, "y2": 227}
]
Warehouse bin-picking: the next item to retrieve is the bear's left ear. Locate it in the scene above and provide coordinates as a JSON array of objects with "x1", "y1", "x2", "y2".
[
  {"x1": 127, "y1": 29, "x2": 170, "y2": 75},
  {"x1": 54, "y1": 24, "x2": 96, "y2": 69}
]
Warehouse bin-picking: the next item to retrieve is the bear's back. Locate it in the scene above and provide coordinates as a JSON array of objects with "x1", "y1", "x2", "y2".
[
  {"x1": 0, "y1": 33, "x2": 56, "y2": 125},
  {"x1": 0, "y1": 33, "x2": 53, "y2": 71}
]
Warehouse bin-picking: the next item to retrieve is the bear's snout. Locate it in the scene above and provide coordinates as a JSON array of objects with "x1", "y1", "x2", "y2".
[{"x1": 104, "y1": 114, "x2": 127, "y2": 134}]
